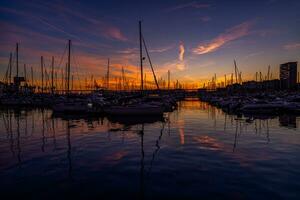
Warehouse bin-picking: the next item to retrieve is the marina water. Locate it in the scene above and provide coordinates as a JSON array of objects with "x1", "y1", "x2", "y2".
[{"x1": 1, "y1": 99, "x2": 300, "y2": 199}]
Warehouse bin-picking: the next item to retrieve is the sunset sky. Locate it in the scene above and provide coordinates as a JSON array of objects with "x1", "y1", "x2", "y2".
[{"x1": 1, "y1": 0, "x2": 300, "y2": 88}]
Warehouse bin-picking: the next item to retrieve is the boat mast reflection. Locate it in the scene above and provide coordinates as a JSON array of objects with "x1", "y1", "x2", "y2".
[
  {"x1": 52, "y1": 117, "x2": 57, "y2": 150},
  {"x1": 279, "y1": 115, "x2": 297, "y2": 128},
  {"x1": 41, "y1": 109, "x2": 45, "y2": 152},
  {"x1": 66, "y1": 120, "x2": 73, "y2": 180},
  {"x1": 139, "y1": 124, "x2": 145, "y2": 200},
  {"x1": 16, "y1": 112, "x2": 21, "y2": 166},
  {"x1": 148, "y1": 122, "x2": 165, "y2": 175},
  {"x1": 9, "y1": 111, "x2": 15, "y2": 156}
]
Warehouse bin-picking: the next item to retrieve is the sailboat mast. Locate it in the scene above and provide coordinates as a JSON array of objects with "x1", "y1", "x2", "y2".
[
  {"x1": 260, "y1": 71, "x2": 262, "y2": 82},
  {"x1": 168, "y1": 70, "x2": 170, "y2": 90},
  {"x1": 65, "y1": 63, "x2": 67, "y2": 91},
  {"x1": 234, "y1": 60, "x2": 238, "y2": 84},
  {"x1": 24, "y1": 64, "x2": 27, "y2": 83},
  {"x1": 122, "y1": 66, "x2": 125, "y2": 90},
  {"x1": 41, "y1": 56, "x2": 44, "y2": 93},
  {"x1": 71, "y1": 75, "x2": 74, "y2": 91},
  {"x1": 142, "y1": 36, "x2": 160, "y2": 90},
  {"x1": 267, "y1": 65, "x2": 270, "y2": 81},
  {"x1": 9, "y1": 52, "x2": 12, "y2": 84},
  {"x1": 67, "y1": 40, "x2": 71, "y2": 94},
  {"x1": 61, "y1": 68, "x2": 64, "y2": 91},
  {"x1": 139, "y1": 21, "x2": 143, "y2": 91},
  {"x1": 31, "y1": 67, "x2": 34, "y2": 87},
  {"x1": 16, "y1": 43, "x2": 19, "y2": 77},
  {"x1": 55, "y1": 71, "x2": 57, "y2": 90},
  {"x1": 107, "y1": 58, "x2": 110, "y2": 90},
  {"x1": 51, "y1": 56, "x2": 54, "y2": 93}
]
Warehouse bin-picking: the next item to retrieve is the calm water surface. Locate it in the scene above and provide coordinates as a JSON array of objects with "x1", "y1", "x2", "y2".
[{"x1": 1, "y1": 99, "x2": 300, "y2": 199}]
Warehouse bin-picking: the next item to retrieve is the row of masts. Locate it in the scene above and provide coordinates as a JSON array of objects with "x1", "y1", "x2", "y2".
[
  {"x1": 3, "y1": 21, "x2": 201, "y2": 92},
  {"x1": 3, "y1": 21, "x2": 176, "y2": 93},
  {"x1": 3, "y1": 18, "x2": 300, "y2": 92},
  {"x1": 203, "y1": 59, "x2": 288, "y2": 90},
  {"x1": 4, "y1": 40, "x2": 81, "y2": 93},
  {"x1": 8, "y1": 42, "x2": 280, "y2": 92}
]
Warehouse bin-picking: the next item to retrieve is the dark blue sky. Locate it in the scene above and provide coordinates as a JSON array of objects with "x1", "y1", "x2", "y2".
[{"x1": 1, "y1": 0, "x2": 300, "y2": 87}]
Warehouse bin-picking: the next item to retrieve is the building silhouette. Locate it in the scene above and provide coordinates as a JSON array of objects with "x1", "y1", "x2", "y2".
[{"x1": 280, "y1": 62, "x2": 297, "y2": 89}]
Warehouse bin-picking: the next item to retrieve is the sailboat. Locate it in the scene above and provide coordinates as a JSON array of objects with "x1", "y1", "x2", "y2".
[
  {"x1": 104, "y1": 21, "x2": 164, "y2": 116},
  {"x1": 52, "y1": 40, "x2": 98, "y2": 114}
]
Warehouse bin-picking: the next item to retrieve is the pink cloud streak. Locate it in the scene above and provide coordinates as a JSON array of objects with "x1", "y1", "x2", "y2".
[
  {"x1": 166, "y1": 2, "x2": 211, "y2": 12},
  {"x1": 193, "y1": 21, "x2": 254, "y2": 55}
]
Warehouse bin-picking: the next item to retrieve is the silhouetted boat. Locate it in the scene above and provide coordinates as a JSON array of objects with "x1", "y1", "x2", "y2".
[
  {"x1": 104, "y1": 103, "x2": 164, "y2": 116},
  {"x1": 241, "y1": 102, "x2": 283, "y2": 114},
  {"x1": 107, "y1": 114, "x2": 165, "y2": 125},
  {"x1": 53, "y1": 100, "x2": 88, "y2": 113}
]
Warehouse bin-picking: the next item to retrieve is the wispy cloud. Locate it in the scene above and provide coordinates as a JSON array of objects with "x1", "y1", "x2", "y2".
[
  {"x1": 50, "y1": 4, "x2": 128, "y2": 42},
  {"x1": 159, "y1": 42, "x2": 186, "y2": 72},
  {"x1": 166, "y1": 1, "x2": 211, "y2": 12},
  {"x1": 149, "y1": 45, "x2": 173, "y2": 53},
  {"x1": 254, "y1": 29, "x2": 280, "y2": 37},
  {"x1": 199, "y1": 16, "x2": 211, "y2": 22},
  {"x1": 176, "y1": 63, "x2": 186, "y2": 71},
  {"x1": 243, "y1": 51, "x2": 264, "y2": 59},
  {"x1": 176, "y1": 41, "x2": 186, "y2": 71},
  {"x1": 159, "y1": 60, "x2": 185, "y2": 72},
  {"x1": 179, "y1": 42, "x2": 185, "y2": 61},
  {"x1": 283, "y1": 43, "x2": 300, "y2": 50},
  {"x1": 0, "y1": 7, "x2": 81, "y2": 41},
  {"x1": 0, "y1": 21, "x2": 134, "y2": 80},
  {"x1": 197, "y1": 61, "x2": 215, "y2": 69},
  {"x1": 117, "y1": 48, "x2": 138, "y2": 54},
  {"x1": 193, "y1": 21, "x2": 254, "y2": 55},
  {"x1": 102, "y1": 26, "x2": 128, "y2": 41},
  {"x1": 0, "y1": 4, "x2": 127, "y2": 42},
  {"x1": 117, "y1": 45, "x2": 173, "y2": 54}
]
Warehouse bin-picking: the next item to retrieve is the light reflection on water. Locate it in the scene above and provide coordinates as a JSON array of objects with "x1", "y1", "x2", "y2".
[{"x1": 0, "y1": 100, "x2": 300, "y2": 199}]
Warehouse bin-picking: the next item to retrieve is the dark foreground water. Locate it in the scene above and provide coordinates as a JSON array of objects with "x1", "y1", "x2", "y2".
[{"x1": 0, "y1": 99, "x2": 300, "y2": 200}]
